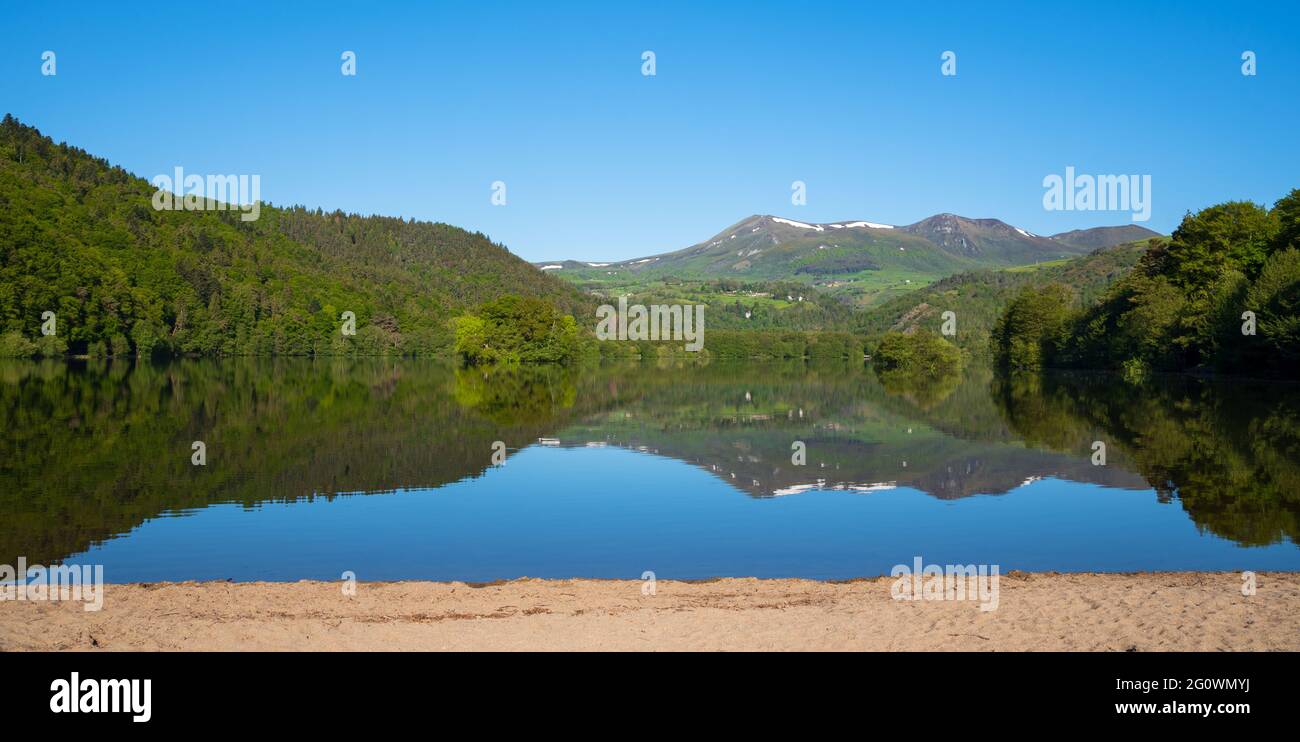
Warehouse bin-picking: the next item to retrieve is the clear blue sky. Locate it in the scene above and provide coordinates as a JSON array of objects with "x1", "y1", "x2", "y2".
[{"x1": 2, "y1": 1, "x2": 1297, "y2": 261}]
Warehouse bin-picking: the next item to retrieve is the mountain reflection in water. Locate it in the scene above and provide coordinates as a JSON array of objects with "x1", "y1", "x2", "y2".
[{"x1": 1, "y1": 358, "x2": 1296, "y2": 577}]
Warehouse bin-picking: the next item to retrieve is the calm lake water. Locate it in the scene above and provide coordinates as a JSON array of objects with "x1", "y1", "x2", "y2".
[{"x1": 2, "y1": 358, "x2": 1298, "y2": 581}]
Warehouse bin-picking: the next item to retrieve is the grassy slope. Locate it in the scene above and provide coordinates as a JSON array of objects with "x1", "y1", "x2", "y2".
[
  {"x1": 557, "y1": 239, "x2": 1157, "y2": 340},
  {"x1": 545, "y1": 219, "x2": 1143, "y2": 333},
  {"x1": 547, "y1": 219, "x2": 988, "y2": 310}
]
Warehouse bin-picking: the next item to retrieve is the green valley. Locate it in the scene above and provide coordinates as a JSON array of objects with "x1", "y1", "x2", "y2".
[{"x1": 537, "y1": 213, "x2": 1159, "y2": 340}]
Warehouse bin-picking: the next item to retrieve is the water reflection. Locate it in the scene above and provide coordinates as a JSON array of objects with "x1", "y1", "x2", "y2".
[
  {"x1": 1, "y1": 357, "x2": 1297, "y2": 573},
  {"x1": 993, "y1": 372, "x2": 1300, "y2": 547}
]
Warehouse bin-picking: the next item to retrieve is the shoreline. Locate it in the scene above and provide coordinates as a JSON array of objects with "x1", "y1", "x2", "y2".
[{"x1": 3, "y1": 571, "x2": 1298, "y2": 651}]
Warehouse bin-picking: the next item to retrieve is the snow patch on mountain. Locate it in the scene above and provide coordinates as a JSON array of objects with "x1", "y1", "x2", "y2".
[
  {"x1": 769, "y1": 216, "x2": 893, "y2": 231},
  {"x1": 830, "y1": 221, "x2": 894, "y2": 230},
  {"x1": 771, "y1": 217, "x2": 825, "y2": 232}
]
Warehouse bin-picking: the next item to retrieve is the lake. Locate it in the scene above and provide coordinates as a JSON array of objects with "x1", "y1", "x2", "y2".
[{"x1": 2, "y1": 358, "x2": 1297, "y2": 582}]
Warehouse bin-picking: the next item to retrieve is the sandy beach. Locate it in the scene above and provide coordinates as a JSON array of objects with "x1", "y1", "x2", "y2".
[{"x1": 2, "y1": 572, "x2": 1297, "y2": 651}]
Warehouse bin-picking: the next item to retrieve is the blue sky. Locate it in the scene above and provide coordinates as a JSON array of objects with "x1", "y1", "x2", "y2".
[{"x1": 2, "y1": 0, "x2": 1297, "y2": 261}]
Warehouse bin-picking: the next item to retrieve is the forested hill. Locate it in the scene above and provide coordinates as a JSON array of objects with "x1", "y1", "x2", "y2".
[
  {"x1": 0, "y1": 115, "x2": 591, "y2": 357},
  {"x1": 856, "y1": 238, "x2": 1153, "y2": 354}
]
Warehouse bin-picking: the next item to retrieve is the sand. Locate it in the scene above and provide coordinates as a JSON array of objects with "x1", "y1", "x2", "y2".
[{"x1": 2, "y1": 572, "x2": 1297, "y2": 651}]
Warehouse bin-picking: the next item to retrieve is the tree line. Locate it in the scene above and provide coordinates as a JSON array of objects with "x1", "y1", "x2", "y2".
[{"x1": 991, "y1": 190, "x2": 1300, "y2": 378}]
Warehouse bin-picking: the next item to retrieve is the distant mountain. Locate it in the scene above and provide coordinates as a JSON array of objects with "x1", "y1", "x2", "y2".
[
  {"x1": 899, "y1": 213, "x2": 1082, "y2": 264},
  {"x1": 0, "y1": 115, "x2": 590, "y2": 357},
  {"x1": 1047, "y1": 224, "x2": 1162, "y2": 251},
  {"x1": 542, "y1": 214, "x2": 972, "y2": 280},
  {"x1": 537, "y1": 213, "x2": 1156, "y2": 306}
]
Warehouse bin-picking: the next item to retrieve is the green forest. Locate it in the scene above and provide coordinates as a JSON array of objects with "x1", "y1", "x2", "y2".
[
  {"x1": 990, "y1": 190, "x2": 1300, "y2": 377},
  {"x1": 0, "y1": 115, "x2": 592, "y2": 358},
  {"x1": 856, "y1": 239, "x2": 1148, "y2": 357}
]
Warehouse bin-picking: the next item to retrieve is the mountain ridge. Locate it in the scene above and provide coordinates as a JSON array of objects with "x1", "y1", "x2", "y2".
[
  {"x1": 536, "y1": 212, "x2": 1161, "y2": 307},
  {"x1": 538, "y1": 213, "x2": 1159, "y2": 268}
]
